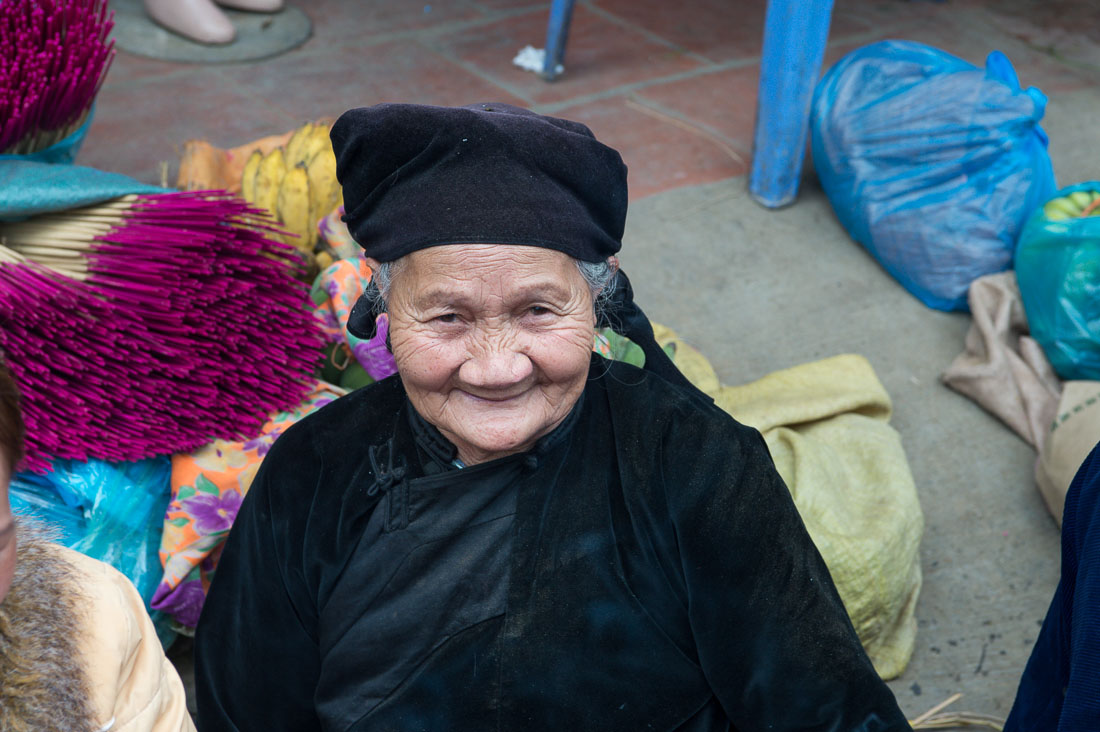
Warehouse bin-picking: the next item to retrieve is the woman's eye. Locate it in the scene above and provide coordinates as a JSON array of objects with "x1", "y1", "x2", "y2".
[
  {"x1": 434, "y1": 313, "x2": 459, "y2": 324},
  {"x1": 528, "y1": 306, "x2": 551, "y2": 316}
]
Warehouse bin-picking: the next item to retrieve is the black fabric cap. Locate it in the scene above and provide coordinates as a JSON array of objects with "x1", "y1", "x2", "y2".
[{"x1": 330, "y1": 102, "x2": 628, "y2": 263}]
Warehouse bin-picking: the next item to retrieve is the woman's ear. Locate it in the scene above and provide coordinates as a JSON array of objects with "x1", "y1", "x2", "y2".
[
  {"x1": 597, "y1": 256, "x2": 620, "y2": 298},
  {"x1": 365, "y1": 257, "x2": 387, "y2": 303},
  {"x1": 365, "y1": 257, "x2": 383, "y2": 282},
  {"x1": 592, "y1": 256, "x2": 620, "y2": 327}
]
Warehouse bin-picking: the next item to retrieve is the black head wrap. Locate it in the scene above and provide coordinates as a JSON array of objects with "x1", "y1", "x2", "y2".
[
  {"x1": 330, "y1": 102, "x2": 627, "y2": 263},
  {"x1": 335, "y1": 102, "x2": 710, "y2": 403}
]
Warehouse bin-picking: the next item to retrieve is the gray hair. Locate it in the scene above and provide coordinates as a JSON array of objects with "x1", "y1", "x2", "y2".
[{"x1": 366, "y1": 255, "x2": 617, "y2": 319}]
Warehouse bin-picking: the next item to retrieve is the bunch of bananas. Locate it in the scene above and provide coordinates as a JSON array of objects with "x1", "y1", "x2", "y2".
[
  {"x1": 1043, "y1": 190, "x2": 1100, "y2": 221},
  {"x1": 240, "y1": 121, "x2": 342, "y2": 263}
]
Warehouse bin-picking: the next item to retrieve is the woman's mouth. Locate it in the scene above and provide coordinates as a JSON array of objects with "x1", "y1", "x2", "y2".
[{"x1": 460, "y1": 389, "x2": 527, "y2": 404}]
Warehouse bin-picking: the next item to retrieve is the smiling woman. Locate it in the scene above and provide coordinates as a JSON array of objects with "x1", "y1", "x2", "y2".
[
  {"x1": 381, "y1": 244, "x2": 602, "y2": 466},
  {"x1": 195, "y1": 102, "x2": 912, "y2": 732}
]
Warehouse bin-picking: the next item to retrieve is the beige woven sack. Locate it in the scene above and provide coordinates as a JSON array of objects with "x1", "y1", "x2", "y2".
[
  {"x1": 1037, "y1": 381, "x2": 1100, "y2": 525},
  {"x1": 652, "y1": 325, "x2": 923, "y2": 680}
]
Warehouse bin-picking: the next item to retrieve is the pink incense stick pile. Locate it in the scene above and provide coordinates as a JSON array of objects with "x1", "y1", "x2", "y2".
[
  {"x1": 0, "y1": 0, "x2": 115, "y2": 155},
  {"x1": 1, "y1": 193, "x2": 324, "y2": 473}
]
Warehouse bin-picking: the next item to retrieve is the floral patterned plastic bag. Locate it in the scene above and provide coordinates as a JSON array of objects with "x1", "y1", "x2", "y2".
[{"x1": 151, "y1": 381, "x2": 345, "y2": 629}]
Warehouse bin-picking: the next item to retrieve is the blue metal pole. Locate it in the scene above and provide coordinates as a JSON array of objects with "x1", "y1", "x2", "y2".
[
  {"x1": 749, "y1": 0, "x2": 835, "y2": 208},
  {"x1": 541, "y1": 0, "x2": 575, "y2": 81}
]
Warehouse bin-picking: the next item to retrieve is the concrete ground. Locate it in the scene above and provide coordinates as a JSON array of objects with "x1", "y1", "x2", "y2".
[
  {"x1": 79, "y1": 0, "x2": 1100, "y2": 723},
  {"x1": 633, "y1": 80, "x2": 1100, "y2": 721},
  {"x1": 627, "y1": 178, "x2": 1059, "y2": 720},
  {"x1": 634, "y1": 83, "x2": 1100, "y2": 716}
]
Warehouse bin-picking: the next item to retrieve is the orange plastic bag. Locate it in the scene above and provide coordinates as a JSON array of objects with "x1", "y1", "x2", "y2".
[{"x1": 175, "y1": 119, "x2": 333, "y2": 192}]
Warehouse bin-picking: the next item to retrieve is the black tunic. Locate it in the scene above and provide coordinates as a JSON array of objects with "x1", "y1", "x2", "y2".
[{"x1": 195, "y1": 356, "x2": 910, "y2": 732}]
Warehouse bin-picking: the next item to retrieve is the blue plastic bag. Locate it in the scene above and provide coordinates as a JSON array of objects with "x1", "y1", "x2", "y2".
[
  {"x1": 9, "y1": 471, "x2": 86, "y2": 546},
  {"x1": 811, "y1": 41, "x2": 1056, "y2": 311},
  {"x1": 1016, "y1": 182, "x2": 1100, "y2": 380},
  {"x1": 10, "y1": 457, "x2": 177, "y2": 646}
]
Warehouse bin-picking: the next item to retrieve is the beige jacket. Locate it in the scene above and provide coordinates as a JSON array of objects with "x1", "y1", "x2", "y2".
[{"x1": 59, "y1": 545, "x2": 196, "y2": 732}]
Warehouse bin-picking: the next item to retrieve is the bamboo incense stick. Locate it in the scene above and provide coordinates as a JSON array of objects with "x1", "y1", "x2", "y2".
[{"x1": 911, "y1": 694, "x2": 964, "y2": 726}]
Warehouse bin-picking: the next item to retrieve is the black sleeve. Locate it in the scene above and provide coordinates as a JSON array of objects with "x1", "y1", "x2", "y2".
[
  {"x1": 1005, "y1": 441, "x2": 1100, "y2": 730},
  {"x1": 668, "y1": 414, "x2": 911, "y2": 732},
  {"x1": 194, "y1": 430, "x2": 323, "y2": 731}
]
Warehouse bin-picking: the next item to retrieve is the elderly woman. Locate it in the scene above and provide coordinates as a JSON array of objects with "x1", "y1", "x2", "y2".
[
  {"x1": 0, "y1": 364, "x2": 194, "y2": 732},
  {"x1": 195, "y1": 103, "x2": 909, "y2": 731}
]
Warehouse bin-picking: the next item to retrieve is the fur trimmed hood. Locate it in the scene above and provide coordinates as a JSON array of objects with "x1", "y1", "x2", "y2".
[{"x1": 0, "y1": 522, "x2": 97, "y2": 732}]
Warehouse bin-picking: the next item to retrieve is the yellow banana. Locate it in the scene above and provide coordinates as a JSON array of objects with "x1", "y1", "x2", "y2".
[
  {"x1": 1045, "y1": 197, "x2": 1081, "y2": 219},
  {"x1": 307, "y1": 146, "x2": 340, "y2": 229},
  {"x1": 240, "y1": 149, "x2": 263, "y2": 204},
  {"x1": 278, "y1": 163, "x2": 314, "y2": 254},
  {"x1": 295, "y1": 124, "x2": 331, "y2": 171},
  {"x1": 1087, "y1": 191, "x2": 1100, "y2": 216},
  {"x1": 254, "y1": 147, "x2": 287, "y2": 217},
  {"x1": 1069, "y1": 191, "x2": 1093, "y2": 210},
  {"x1": 284, "y1": 123, "x2": 315, "y2": 171}
]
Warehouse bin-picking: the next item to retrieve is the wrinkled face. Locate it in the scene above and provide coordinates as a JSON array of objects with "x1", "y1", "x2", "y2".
[
  {"x1": 381, "y1": 245, "x2": 597, "y2": 466},
  {"x1": 0, "y1": 456, "x2": 14, "y2": 604}
]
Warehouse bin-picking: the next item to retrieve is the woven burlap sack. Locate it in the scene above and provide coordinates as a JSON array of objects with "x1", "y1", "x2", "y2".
[
  {"x1": 942, "y1": 271, "x2": 1061, "y2": 449},
  {"x1": 1037, "y1": 382, "x2": 1100, "y2": 526}
]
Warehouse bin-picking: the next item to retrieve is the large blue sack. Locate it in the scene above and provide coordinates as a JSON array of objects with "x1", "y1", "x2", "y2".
[
  {"x1": 1016, "y1": 182, "x2": 1100, "y2": 381},
  {"x1": 811, "y1": 41, "x2": 1056, "y2": 311}
]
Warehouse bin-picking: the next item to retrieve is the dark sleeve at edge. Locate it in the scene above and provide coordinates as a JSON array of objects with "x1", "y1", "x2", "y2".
[
  {"x1": 1006, "y1": 441, "x2": 1100, "y2": 732},
  {"x1": 668, "y1": 414, "x2": 911, "y2": 732}
]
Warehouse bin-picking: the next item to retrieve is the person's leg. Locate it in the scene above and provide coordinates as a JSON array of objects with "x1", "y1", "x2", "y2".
[{"x1": 143, "y1": 0, "x2": 235, "y2": 45}]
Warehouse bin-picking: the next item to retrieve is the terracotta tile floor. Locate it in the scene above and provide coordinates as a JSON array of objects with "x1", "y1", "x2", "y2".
[
  {"x1": 80, "y1": 0, "x2": 1100, "y2": 199},
  {"x1": 556, "y1": 95, "x2": 748, "y2": 199},
  {"x1": 434, "y1": 6, "x2": 703, "y2": 104}
]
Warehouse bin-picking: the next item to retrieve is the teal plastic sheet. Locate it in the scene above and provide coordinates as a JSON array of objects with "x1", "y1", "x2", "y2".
[
  {"x1": 0, "y1": 107, "x2": 95, "y2": 165},
  {"x1": 0, "y1": 159, "x2": 164, "y2": 220}
]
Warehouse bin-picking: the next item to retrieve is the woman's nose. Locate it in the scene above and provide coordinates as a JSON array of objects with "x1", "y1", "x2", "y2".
[{"x1": 459, "y1": 347, "x2": 534, "y2": 390}]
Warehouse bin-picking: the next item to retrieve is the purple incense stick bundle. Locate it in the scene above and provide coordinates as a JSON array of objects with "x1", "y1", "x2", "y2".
[
  {"x1": 0, "y1": 0, "x2": 115, "y2": 155},
  {"x1": 0, "y1": 255, "x2": 161, "y2": 472},
  {"x1": 0, "y1": 192, "x2": 325, "y2": 473}
]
